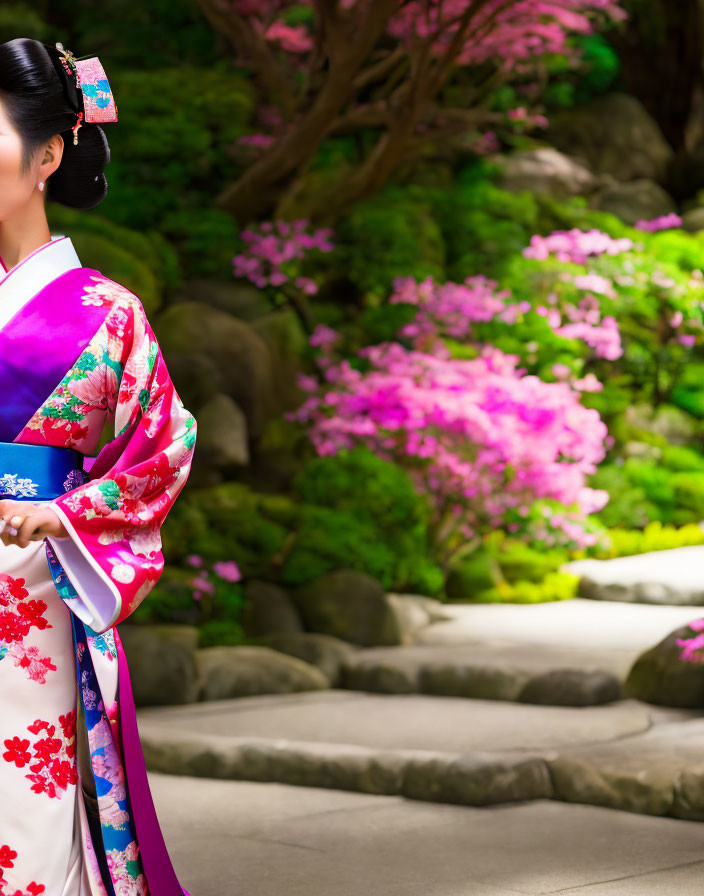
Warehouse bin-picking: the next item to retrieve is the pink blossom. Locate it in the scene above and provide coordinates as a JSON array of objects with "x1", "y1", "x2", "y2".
[
  {"x1": 635, "y1": 213, "x2": 682, "y2": 233},
  {"x1": 524, "y1": 229, "x2": 633, "y2": 264},
  {"x1": 191, "y1": 575, "x2": 215, "y2": 595},
  {"x1": 678, "y1": 334, "x2": 697, "y2": 347},
  {"x1": 233, "y1": 219, "x2": 334, "y2": 295},
  {"x1": 289, "y1": 341, "x2": 609, "y2": 551},
  {"x1": 213, "y1": 561, "x2": 242, "y2": 582},
  {"x1": 265, "y1": 21, "x2": 313, "y2": 53},
  {"x1": 309, "y1": 324, "x2": 341, "y2": 348}
]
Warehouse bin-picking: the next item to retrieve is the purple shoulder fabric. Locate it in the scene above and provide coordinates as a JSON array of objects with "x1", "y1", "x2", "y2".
[{"x1": 0, "y1": 267, "x2": 112, "y2": 442}]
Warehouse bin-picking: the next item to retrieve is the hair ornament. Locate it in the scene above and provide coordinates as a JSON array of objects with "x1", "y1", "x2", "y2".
[{"x1": 54, "y1": 42, "x2": 118, "y2": 145}]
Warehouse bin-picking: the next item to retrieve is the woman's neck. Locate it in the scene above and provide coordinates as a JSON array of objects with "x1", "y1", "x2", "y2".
[{"x1": 0, "y1": 196, "x2": 51, "y2": 273}]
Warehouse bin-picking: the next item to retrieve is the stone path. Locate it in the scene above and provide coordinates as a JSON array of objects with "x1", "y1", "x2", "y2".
[
  {"x1": 138, "y1": 597, "x2": 704, "y2": 821},
  {"x1": 563, "y1": 544, "x2": 704, "y2": 604},
  {"x1": 150, "y1": 771, "x2": 704, "y2": 895}
]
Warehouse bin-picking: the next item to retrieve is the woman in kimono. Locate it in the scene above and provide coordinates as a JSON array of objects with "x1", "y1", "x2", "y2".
[{"x1": 0, "y1": 38, "x2": 197, "y2": 895}]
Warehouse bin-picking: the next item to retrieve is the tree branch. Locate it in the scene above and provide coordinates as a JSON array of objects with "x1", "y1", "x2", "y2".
[{"x1": 194, "y1": 0, "x2": 298, "y2": 116}]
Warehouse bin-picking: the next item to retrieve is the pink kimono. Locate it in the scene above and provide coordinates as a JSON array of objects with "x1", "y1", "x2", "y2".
[{"x1": 0, "y1": 234, "x2": 197, "y2": 895}]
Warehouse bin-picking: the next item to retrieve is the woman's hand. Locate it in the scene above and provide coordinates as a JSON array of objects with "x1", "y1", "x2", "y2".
[{"x1": 0, "y1": 499, "x2": 70, "y2": 548}]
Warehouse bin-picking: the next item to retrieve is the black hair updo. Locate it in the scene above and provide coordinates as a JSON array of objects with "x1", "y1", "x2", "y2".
[{"x1": 0, "y1": 37, "x2": 111, "y2": 209}]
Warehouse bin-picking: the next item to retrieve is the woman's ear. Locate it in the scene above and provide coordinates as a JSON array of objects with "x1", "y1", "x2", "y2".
[{"x1": 41, "y1": 132, "x2": 64, "y2": 180}]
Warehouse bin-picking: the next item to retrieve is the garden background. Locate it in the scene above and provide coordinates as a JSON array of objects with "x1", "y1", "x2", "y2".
[{"x1": 6, "y1": 0, "x2": 704, "y2": 661}]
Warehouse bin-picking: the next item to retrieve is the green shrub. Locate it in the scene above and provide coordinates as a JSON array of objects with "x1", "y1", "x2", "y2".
[
  {"x1": 333, "y1": 192, "x2": 446, "y2": 297},
  {"x1": 291, "y1": 448, "x2": 444, "y2": 593},
  {"x1": 198, "y1": 619, "x2": 246, "y2": 648},
  {"x1": 590, "y1": 521, "x2": 704, "y2": 558}
]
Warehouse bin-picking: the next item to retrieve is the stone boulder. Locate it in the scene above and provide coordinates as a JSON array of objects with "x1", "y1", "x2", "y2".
[
  {"x1": 682, "y1": 207, "x2": 704, "y2": 233},
  {"x1": 292, "y1": 570, "x2": 403, "y2": 647},
  {"x1": 497, "y1": 147, "x2": 597, "y2": 197},
  {"x1": 241, "y1": 580, "x2": 304, "y2": 637},
  {"x1": 152, "y1": 301, "x2": 278, "y2": 438},
  {"x1": 176, "y1": 279, "x2": 273, "y2": 321},
  {"x1": 190, "y1": 393, "x2": 249, "y2": 468},
  {"x1": 260, "y1": 632, "x2": 360, "y2": 686},
  {"x1": 386, "y1": 592, "x2": 454, "y2": 645},
  {"x1": 591, "y1": 179, "x2": 676, "y2": 225},
  {"x1": 118, "y1": 624, "x2": 199, "y2": 706},
  {"x1": 196, "y1": 646, "x2": 328, "y2": 700},
  {"x1": 625, "y1": 623, "x2": 704, "y2": 708},
  {"x1": 547, "y1": 93, "x2": 673, "y2": 183}
]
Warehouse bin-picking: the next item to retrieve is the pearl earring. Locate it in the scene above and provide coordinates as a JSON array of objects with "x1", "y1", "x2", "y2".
[{"x1": 38, "y1": 181, "x2": 45, "y2": 191}]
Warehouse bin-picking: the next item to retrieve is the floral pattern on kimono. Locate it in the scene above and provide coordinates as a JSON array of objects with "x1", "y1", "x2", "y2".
[
  {"x1": 2, "y1": 709, "x2": 78, "y2": 798},
  {"x1": 0, "y1": 843, "x2": 46, "y2": 895},
  {"x1": 0, "y1": 572, "x2": 56, "y2": 684},
  {"x1": 16, "y1": 273, "x2": 197, "y2": 635},
  {"x1": 1, "y1": 250, "x2": 195, "y2": 895}
]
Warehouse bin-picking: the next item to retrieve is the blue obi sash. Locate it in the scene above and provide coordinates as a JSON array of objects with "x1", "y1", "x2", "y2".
[{"x1": 0, "y1": 441, "x2": 87, "y2": 501}]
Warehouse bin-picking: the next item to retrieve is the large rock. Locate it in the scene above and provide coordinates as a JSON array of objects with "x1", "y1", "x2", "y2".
[
  {"x1": 190, "y1": 392, "x2": 249, "y2": 468},
  {"x1": 385, "y1": 592, "x2": 453, "y2": 645},
  {"x1": 196, "y1": 645, "x2": 328, "y2": 700},
  {"x1": 152, "y1": 301, "x2": 278, "y2": 438},
  {"x1": 292, "y1": 570, "x2": 403, "y2": 647},
  {"x1": 681, "y1": 207, "x2": 704, "y2": 233},
  {"x1": 497, "y1": 147, "x2": 597, "y2": 197},
  {"x1": 625, "y1": 623, "x2": 704, "y2": 707},
  {"x1": 260, "y1": 632, "x2": 360, "y2": 686},
  {"x1": 547, "y1": 93, "x2": 673, "y2": 183},
  {"x1": 118, "y1": 624, "x2": 199, "y2": 706},
  {"x1": 177, "y1": 279, "x2": 273, "y2": 321},
  {"x1": 241, "y1": 580, "x2": 304, "y2": 637},
  {"x1": 591, "y1": 179, "x2": 676, "y2": 225}
]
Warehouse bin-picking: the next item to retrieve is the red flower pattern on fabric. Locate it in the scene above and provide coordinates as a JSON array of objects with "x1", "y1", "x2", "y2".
[
  {"x1": 0, "y1": 574, "x2": 56, "y2": 684},
  {"x1": 0, "y1": 842, "x2": 45, "y2": 894},
  {"x1": 3, "y1": 712, "x2": 78, "y2": 799}
]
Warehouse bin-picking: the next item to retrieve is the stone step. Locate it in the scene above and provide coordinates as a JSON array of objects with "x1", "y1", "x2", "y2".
[
  {"x1": 150, "y1": 771, "x2": 704, "y2": 896},
  {"x1": 341, "y1": 642, "x2": 629, "y2": 705},
  {"x1": 137, "y1": 689, "x2": 704, "y2": 821},
  {"x1": 563, "y1": 546, "x2": 704, "y2": 605},
  {"x1": 337, "y1": 598, "x2": 704, "y2": 706},
  {"x1": 413, "y1": 597, "x2": 704, "y2": 650}
]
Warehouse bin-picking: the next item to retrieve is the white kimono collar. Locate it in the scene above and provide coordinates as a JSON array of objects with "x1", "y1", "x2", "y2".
[{"x1": 0, "y1": 234, "x2": 82, "y2": 331}]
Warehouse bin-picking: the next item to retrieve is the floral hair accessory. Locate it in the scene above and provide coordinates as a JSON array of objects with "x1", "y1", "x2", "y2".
[{"x1": 54, "y1": 42, "x2": 118, "y2": 145}]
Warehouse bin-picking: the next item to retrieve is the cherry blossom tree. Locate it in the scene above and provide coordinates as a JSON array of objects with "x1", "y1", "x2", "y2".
[{"x1": 195, "y1": 0, "x2": 626, "y2": 221}]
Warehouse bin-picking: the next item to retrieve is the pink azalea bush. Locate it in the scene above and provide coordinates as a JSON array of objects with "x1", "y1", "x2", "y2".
[
  {"x1": 388, "y1": 0, "x2": 625, "y2": 69},
  {"x1": 235, "y1": 0, "x2": 625, "y2": 70},
  {"x1": 233, "y1": 219, "x2": 335, "y2": 296},
  {"x1": 289, "y1": 327, "x2": 610, "y2": 561},
  {"x1": 677, "y1": 619, "x2": 704, "y2": 664},
  {"x1": 635, "y1": 213, "x2": 683, "y2": 233},
  {"x1": 388, "y1": 272, "x2": 623, "y2": 365},
  {"x1": 186, "y1": 554, "x2": 242, "y2": 601},
  {"x1": 287, "y1": 223, "x2": 704, "y2": 572}
]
